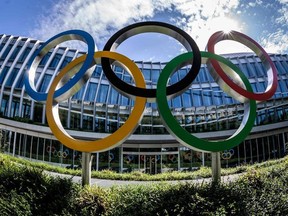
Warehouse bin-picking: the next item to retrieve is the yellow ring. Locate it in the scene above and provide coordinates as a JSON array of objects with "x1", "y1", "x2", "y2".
[{"x1": 46, "y1": 51, "x2": 146, "y2": 152}]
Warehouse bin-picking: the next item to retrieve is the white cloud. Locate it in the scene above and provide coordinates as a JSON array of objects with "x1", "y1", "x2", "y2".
[
  {"x1": 30, "y1": 0, "x2": 245, "y2": 55},
  {"x1": 169, "y1": 0, "x2": 243, "y2": 53},
  {"x1": 276, "y1": 3, "x2": 288, "y2": 25},
  {"x1": 30, "y1": 0, "x2": 166, "y2": 49},
  {"x1": 261, "y1": 29, "x2": 288, "y2": 54}
]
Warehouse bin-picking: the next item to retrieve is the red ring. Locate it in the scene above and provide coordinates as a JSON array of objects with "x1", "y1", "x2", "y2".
[{"x1": 207, "y1": 30, "x2": 277, "y2": 101}]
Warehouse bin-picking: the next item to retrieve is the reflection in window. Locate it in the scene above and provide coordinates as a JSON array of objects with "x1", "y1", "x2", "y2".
[
  {"x1": 10, "y1": 46, "x2": 21, "y2": 60},
  {"x1": 251, "y1": 83, "x2": 258, "y2": 93},
  {"x1": 19, "y1": 47, "x2": 32, "y2": 62},
  {"x1": 97, "y1": 84, "x2": 108, "y2": 103},
  {"x1": 142, "y1": 69, "x2": 151, "y2": 81},
  {"x1": 15, "y1": 71, "x2": 26, "y2": 89},
  {"x1": 170, "y1": 71, "x2": 178, "y2": 84},
  {"x1": 280, "y1": 61, "x2": 288, "y2": 72},
  {"x1": 212, "y1": 87, "x2": 223, "y2": 106},
  {"x1": 151, "y1": 69, "x2": 160, "y2": 83},
  {"x1": 224, "y1": 95, "x2": 233, "y2": 104},
  {"x1": 6, "y1": 68, "x2": 19, "y2": 87},
  {"x1": 109, "y1": 87, "x2": 119, "y2": 104},
  {"x1": 39, "y1": 74, "x2": 52, "y2": 93},
  {"x1": 92, "y1": 65, "x2": 102, "y2": 78},
  {"x1": 257, "y1": 63, "x2": 266, "y2": 77},
  {"x1": 192, "y1": 90, "x2": 202, "y2": 107},
  {"x1": 183, "y1": 90, "x2": 192, "y2": 107},
  {"x1": 198, "y1": 68, "x2": 208, "y2": 82},
  {"x1": 49, "y1": 53, "x2": 62, "y2": 68},
  {"x1": 179, "y1": 69, "x2": 187, "y2": 80},
  {"x1": 39, "y1": 52, "x2": 51, "y2": 66},
  {"x1": 84, "y1": 83, "x2": 98, "y2": 101},
  {"x1": 1, "y1": 44, "x2": 12, "y2": 59},
  {"x1": 202, "y1": 90, "x2": 213, "y2": 106},
  {"x1": 275, "y1": 61, "x2": 286, "y2": 75},
  {"x1": 0, "y1": 43, "x2": 4, "y2": 52},
  {"x1": 120, "y1": 95, "x2": 129, "y2": 106},
  {"x1": 59, "y1": 56, "x2": 72, "y2": 69},
  {"x1": 240, "y1": 63, "x2": 253, "y2": 78},
  {"x1": 172, "y1": 95, "x2": 181, "y2": 108},
  {"x1": 0, "y1": 66, "x2": 9, "y2": 84}
]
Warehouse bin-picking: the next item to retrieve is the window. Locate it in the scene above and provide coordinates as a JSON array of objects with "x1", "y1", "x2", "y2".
[
  {"x1": 275, "y1": 61, "x2": 286, "y2": 75},
  {"x1": 39, "y1": 74, "x2": 52, "y2": 93},
  {"x1": 172, "y1": 95, "x2": 181, "y2": 108},
  {"x1": 205, "y1": 67, "x2": 214, "y2": 82},
  {"x1": 96, "y1": 84, "x2": 109, "y2": 103},
  {"x1": 92, "y1": 65, "x2": 102, "y2": 78},
  {"x1": 108, "y1": 87, "x2": 119, "y2": 104},
  {"x1": 277, "y1": 80, "x2": 288, "y2": 97},
  {"x1": 142, "y1": 69, "x2": 151, "y2": 81},
  {"x1": 19, "y1": 47, "x2": 32, "y2": 62},
  {"x1": 179, "y1": 69, "x2": 187, "y2": 80},
  {"x1": 120, "y1": 95, "x2": 129, "y2": 106},
  {"x1": 49, "y1": 53, "x2": 62, "y2": 68},
  {"x1": 15, "y1": 71, "x2": 26, "y2": 89},
  {"x1": 224, "y1": 95, "x2": 233, "y2": 104},
  {"x1": 240, "y1": 63, "x2": 253, "y2": 77},
  {"x1": 169, "y1": 71, "x2": 178, "y2": 84},
  {"x1": 202, "y1": 89, "x2": 213, "y2": 106},
  {"x1": 212, "y1": 87, "x2": 223, "y2": 106},
  {"x1": 151, "y1": 69, "x2": 160, "y2": 83},
  {"x1": 258, "y1": 82, "x2": 266, "y2": 92},
  {"x1": 198, "y1": 68, "x2": 208, "y2": 82},
  {"x1": 39, "y1": 52, "x2": 51, "y2": 66},
  {"x1": 183, "y1": 90, "x2": 192, "y2": 107},
  {"x1": 249, "y1": 63, "x2": 258, "y2": 77},
  {"x1": 10, "y1": 46, "x2": 21, "y2": 60},
  {"x1": 0, "y1": 43, "x2": 5, "y2": 52},
  {"x1": 251, "y1": 83, "x2": 258, "y2": 93},
  {"x1": 280, "y1": 61, "x2": 288, "y2": 72},
  {"x1": 6, "y1": 68, "x2": 19, "y2": 87},
  {"x1": 1, "y1": 44, "x2": 12, "y2": 59},
  {"x1": 0, "y1": 66, "x2": 9, "y2": 84},
  {"x1": 72, "y1": 85, "x2": 85, "y2": 100},
  {"x1": 59, "y1": 56, "x2": 72, "y2": 69},
  {"x1": 192, "y1": 90, "x2": 202, "y2": 107},
  {"x1": 84, "y1": 83, "x2": 97, "y2": 101}
]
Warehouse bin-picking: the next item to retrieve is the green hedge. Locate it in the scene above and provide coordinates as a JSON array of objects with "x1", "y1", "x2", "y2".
[{"x1": 1, "y1": 154, "x2": 288, "y2": 215}]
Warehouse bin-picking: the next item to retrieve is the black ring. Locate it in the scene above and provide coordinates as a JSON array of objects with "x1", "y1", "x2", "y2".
[{"x1": 102, "y1": 21, "x2": 201, "y2": 99}]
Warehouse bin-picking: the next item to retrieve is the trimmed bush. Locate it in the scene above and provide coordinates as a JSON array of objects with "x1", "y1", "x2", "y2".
[{"x1": 0, "y1": 153, "x2": 288, "y2": 215}]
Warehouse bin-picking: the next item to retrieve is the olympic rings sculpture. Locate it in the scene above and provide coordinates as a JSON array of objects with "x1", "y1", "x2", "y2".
[
  {"x1": 124, "y1": 155, "x2": 134, "y2": 164},
  {"x1": 109, "y1": 152, "x2": 114, "y2": 162},
  {"x1": 25, "y1": 21, "x2": 277, "y2": 153},
  {"x1": 46, "y1": 146, "x2": 70, "y2": 158},
  {"x1": 221, "y1": 149, "x2": 235, "y2": 160}
]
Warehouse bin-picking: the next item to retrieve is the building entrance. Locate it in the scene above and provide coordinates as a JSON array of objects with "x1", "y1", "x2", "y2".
[{"x1": 141, "y1": 155, "x2": 160, "y2": 174}]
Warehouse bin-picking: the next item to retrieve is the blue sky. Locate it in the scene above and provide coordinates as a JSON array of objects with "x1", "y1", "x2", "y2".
[{"x1": 0, "y1": 0, "x2": 287, "y2": 62}]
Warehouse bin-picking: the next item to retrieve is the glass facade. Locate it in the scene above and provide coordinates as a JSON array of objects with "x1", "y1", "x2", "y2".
[{"x1": 0, "y1": 34, "x2": 287, "y2": 173}]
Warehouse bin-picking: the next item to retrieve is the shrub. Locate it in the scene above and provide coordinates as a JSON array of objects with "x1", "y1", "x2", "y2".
[{"x1": 0, "y1": 163, "x2": 79, "y2": 215}]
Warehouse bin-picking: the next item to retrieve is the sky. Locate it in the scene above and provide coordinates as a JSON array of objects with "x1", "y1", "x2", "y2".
[{"x1": 0, "y1": 0, "x2": 287, "y2": 62}]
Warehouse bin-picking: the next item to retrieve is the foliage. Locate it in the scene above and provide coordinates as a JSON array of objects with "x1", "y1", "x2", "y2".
[
  {"x1": 0, "y1": 153, "x2": 288, "y2": 215},
  {"x1": 0, "y1": 129, "x2": 6, "y2": 153},
  {"x1": 3, "y1": 152, "x2": 288, "y2": 181},
  {"x1": 0, "y1": 157, "x2": 79, "y2": 215}
]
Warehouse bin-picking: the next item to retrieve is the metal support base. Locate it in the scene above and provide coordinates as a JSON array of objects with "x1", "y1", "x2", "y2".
[
  {"x1": 211, "y1": 152, "x2": 221, "y2": 184},
  {"x1": 81, "y1": 152, "x2": 92, "y2": 186}
]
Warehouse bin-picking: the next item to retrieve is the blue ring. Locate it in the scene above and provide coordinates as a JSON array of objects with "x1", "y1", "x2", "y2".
[{"x1": 25, "y1": 30, "x2": 95, "y2": 101}]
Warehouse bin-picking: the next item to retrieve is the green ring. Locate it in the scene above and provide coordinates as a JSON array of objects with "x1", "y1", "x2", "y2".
[{"x1": 156, "y1": 51, "x2": 256, "y2": 152}]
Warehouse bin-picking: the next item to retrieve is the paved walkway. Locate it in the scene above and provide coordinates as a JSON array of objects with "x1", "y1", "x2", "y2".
[{"x1": 46, "y1": 171, "x2": 242, "y2": 187}]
